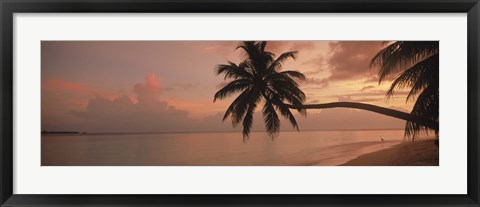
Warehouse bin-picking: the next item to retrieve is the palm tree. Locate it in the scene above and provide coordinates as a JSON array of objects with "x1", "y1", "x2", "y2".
[
  {"x1": 214, "y1": 41, "x2": 439, "y2": 141},
  {"x1": 213, "y1": 41, "x2": 307, "y2": 141},
  {"x1": 370, "y1": 41, "x2": 439, "y2": 139}
]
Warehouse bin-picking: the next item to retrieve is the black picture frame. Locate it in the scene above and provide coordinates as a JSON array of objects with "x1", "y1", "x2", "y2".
[{"x1": 1, "y1": 0, "x2": 479, "y2": 206}]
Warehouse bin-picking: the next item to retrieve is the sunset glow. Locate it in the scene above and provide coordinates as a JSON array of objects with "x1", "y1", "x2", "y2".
[{"x1": 42, "y1": 41, "x2": 413, "y2": 133}]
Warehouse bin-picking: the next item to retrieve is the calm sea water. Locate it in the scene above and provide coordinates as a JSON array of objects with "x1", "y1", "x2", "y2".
[{"x1": 41, "y1": 130, "x2": 409, "y2": 166}]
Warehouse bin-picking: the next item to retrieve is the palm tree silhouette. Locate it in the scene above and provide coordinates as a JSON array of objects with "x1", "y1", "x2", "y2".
[
  {"x1": 214, "y1": 41, "x2": 439, "y2": 140},
  {"x1": 371, "y1": 41, "x2": 439, "y2": 139},
  {"x1": 214, "y1": 41, "x2": 307, "y2": 141}
]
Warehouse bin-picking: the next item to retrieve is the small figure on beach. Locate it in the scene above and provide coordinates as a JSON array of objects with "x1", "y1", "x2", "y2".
[{"x1": 380, "y1": 137, "x2": 384, "y2": 141}]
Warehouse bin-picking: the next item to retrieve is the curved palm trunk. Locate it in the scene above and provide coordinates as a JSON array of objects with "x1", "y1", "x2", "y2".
[{"x1": 286, "y1": 102, "x2": 439, "y2": 131}]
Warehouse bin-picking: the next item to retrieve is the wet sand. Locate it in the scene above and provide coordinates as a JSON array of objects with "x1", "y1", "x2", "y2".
[{"x1": 341, "y1": 139, "x2": 439, "y2": 166}]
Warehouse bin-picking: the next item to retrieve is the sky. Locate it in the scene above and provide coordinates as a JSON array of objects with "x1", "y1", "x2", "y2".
[{"x1": 41, "y1": 41, "x2": 414, "y2": 133}]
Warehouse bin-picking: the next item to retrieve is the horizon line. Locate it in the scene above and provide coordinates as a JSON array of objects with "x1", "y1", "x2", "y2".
[{"x1": 41, "y1": 128, "x2": 406, "y2": 136}]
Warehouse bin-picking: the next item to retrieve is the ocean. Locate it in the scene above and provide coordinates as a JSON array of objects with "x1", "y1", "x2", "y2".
[{"x1": 41, "y1": 129, "x2": 408, "y2": 166}]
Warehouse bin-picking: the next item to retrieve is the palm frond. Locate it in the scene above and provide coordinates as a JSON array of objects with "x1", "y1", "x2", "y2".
[
  {"x1": 242, "y1": 90, "x2": 261, "y2": 141},
  {"x1": 231, "y1": 89, "x2": 254, "y2": 126},
  {"x1": 215, "y1": 61, "x2": 253, "y2": 80},
  {"x1": 262, "y1": 101, "x2": 280, "y2": 137},
  {"x1": 213, "y1": 79, "x2": 252, "y2": 102},
  {"x1": 267, "y1": 51, "x2": 298, "y2": 72},
  {"x1": 385, "y1": 54, "x2": 439, "y2": 101},
  {"x1": 268, "y1": 72, "x2": 301, "y2": 88},
  {"x1": 404, "y1": 85, "x2": 438, "y2": 139},
  {"x1": 237, "y1": 41, "x2": 274, "y2": 74},
  {"x1": 371, "y1": 41, "x2": 439, "y2": 82},
  {"x1": 405, "y1": 54, "x2": 438, "y2": 101},
  {"x1": 269, "y1": 74, "x2": 306, "y2": 101},
  {"x1": 260, "y1": 41, "x2": 267, "y2": 51},
  {"x1": 267, "y1": 72, "x2": 307, "y2": 115},
  {"x1": 269, "y1": 85, "x2": 305, "y2": 111},
  {"x1": 279, "y1": 70, "x2": 306, "y2": 81},
  {"x1": 222, "y1": 89, "x2": 251, "y2": 122},
  {"x1": 276, "y1": 104, "x2": 299, "y2": 131},
  {"x1": 263, "y1": 89, "x2": 302, "y2": 129}
]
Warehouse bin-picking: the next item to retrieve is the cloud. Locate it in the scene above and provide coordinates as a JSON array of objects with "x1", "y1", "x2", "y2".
[
  {"x1": 133, "y1": 73, "x2": 162, "y2": 103},
  {"x1": 337, "y1": 96, "x2": 353, "y2": 102},
  {"x1": 266, "y1": 41, "x2": 316, "y2": 53},
  {"x1": 173, "y1": 83, "x2": 194, "y2": 90},
  {"x1": 198, "y1": 41, "x2": 317, "y2": 58},
  {"x1": 301, "y1": 55, "x2": 326, "y2": 68},
  {"x1": 43, "y1": 78, "x2": 94, "y2": 95},
  {"x1": 360, "y1": 85, "x2": 376, "y2": 91},
  {"x1": 71, "y1": 95, "x2": 195, "y2": 132},
  {"x1": 363, "y1": 76, "x2": 382, "y2": 83},
  {"x1": 302, "y1": 77, "x2": 329, "y2": 88},
  {"x1": 337, "y1": 95, "x2": 379, "y2": 103},
  {"x1": 329, "y1": 90, "x2": 390, "y2": 103},
  {"x1": 42, "y1": 78, "x2": 129, "y2": 101},
  {"x1": 195, "y1": 41, "x2": 319, "y2": 64},
  {"x1": 290, "y1": 41, "x2": 316, "y2": 51},
  {"x1": 201, "y1": 41, "x2": 239, "y2": 52},
  {"x1": 326, "y1": 41, "x2": 384, "y2": 81},
  {"x1": 339, "y1": 90, "x2": 409, "y2": 98},
  {"x1": 71, "y1": 74, "x2": 191, "y2": 132}
]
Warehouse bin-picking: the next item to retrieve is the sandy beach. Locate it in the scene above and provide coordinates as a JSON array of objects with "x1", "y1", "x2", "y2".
[{"x1": 341, "y1": 138, "x2": 439, "y2": 166}]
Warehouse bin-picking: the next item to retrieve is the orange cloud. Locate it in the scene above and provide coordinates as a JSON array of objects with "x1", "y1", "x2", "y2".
[
  {"x1": 266, "y1": 41, "x2": 317, "y2": 54},
  {"x1": 326, "y1": 41, "x2": 385, "y2": 80},
  {"x1": 134, "y1": 73, "x2": 162, "y2": 104},
  {"x1": 43, "y1": 78, "x2": 94, "y2": 95},
  {"x1": 163, "y1": 97, "x2": 230, "y2": 120},
  {"x1": 42, "y1": 78, "x2": 134, "y2": 103}
]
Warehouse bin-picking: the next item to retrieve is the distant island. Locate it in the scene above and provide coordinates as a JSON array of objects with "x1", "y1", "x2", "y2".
[{"x1": 41, "y1": 130, "x2": 87, "y2": 134}]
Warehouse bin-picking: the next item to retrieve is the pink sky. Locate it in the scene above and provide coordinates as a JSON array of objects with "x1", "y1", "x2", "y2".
[{"x1": 41, "y1": 41, "x2": 413, "y2": 133}]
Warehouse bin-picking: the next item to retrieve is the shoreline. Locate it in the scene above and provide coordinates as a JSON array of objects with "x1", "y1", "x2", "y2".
[
  {"x1": 306, "y1": 140, "x2": 401, "y2": 166},
  {"x1": 340, "y1": 139, "x2": 439, "y2": 166}
]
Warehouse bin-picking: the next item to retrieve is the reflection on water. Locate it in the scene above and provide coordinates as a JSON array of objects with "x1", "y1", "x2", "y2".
[{"x1": 42, "y1": 130, "x2": 407, "y2": 166}]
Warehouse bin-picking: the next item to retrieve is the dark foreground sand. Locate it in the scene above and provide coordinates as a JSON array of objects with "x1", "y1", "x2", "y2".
[{"x1": 341, "y1": 139, "x2": 439, "y2": 166}]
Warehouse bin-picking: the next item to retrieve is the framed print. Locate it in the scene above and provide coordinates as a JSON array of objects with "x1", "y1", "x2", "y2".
[{"x1": 1, "y1": 0, "x2": 479, "y2": 206}]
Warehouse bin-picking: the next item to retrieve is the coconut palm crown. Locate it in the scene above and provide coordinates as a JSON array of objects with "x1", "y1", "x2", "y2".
[
  {"x1": 371, "y1": 41, "x2": 439, "y2": 139},
  {"x1": 213, "y1": 41, "x2": 307, "y2": 141}
]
